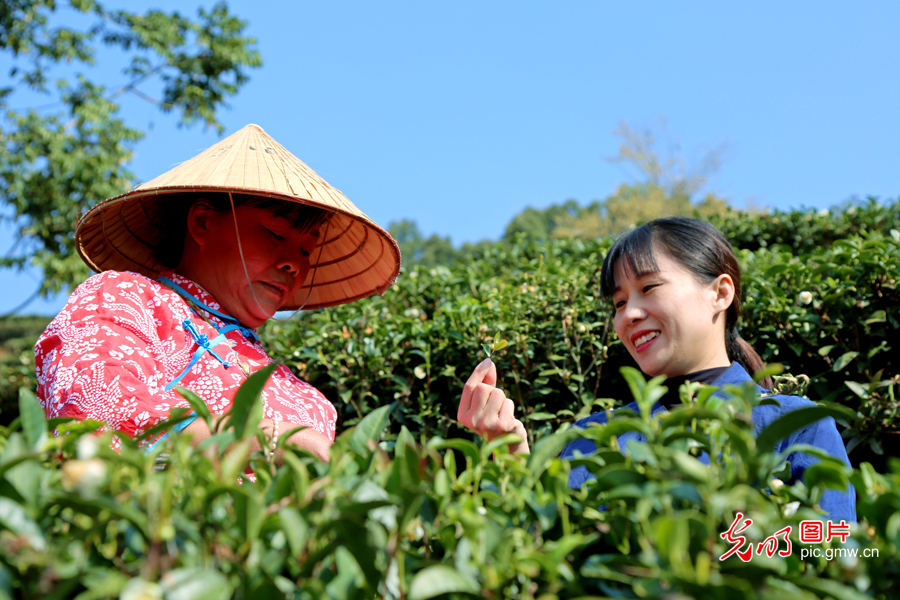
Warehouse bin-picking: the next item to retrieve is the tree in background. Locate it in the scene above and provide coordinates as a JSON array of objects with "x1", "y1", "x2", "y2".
[
  {"x1": 502, "y1": 199, "x2": 585, "y2": 239},
  {"x1": 506, "y1": 119, "x2": 731, "y2": 241},
  {"x1": 391, "y1": 119, "x2": 734, "y2": 265},
  {"x1": 0, "y1": 0, "x2": 261, "y2": 311},
  {"x1": 388, "y1": 219, "x2": 456, "y2": 268},
  {"x1": 606, "y1": 118, "x2": 726, "y2": 197}
]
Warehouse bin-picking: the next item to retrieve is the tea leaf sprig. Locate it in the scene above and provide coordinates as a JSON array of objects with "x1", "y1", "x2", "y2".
[{"x1": 482, "y1": 332, "x2": 508, "y2": 359}]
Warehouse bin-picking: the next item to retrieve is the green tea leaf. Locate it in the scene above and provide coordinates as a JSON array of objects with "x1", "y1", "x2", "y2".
[
  {"x1": 0, "y1": 497, "x2": 45, "y2": 551},
  {"x1": 523, "y1": 410, "x2": 555, "y2": 422},
  {"x1": 757, "y1": 406, "x2": 851, "y2": 453},
  {"x1": 409, "y1": 565, "x2": 479, "y2": 600},
  {"x1": 17, "y1": 388, "x2": 46, "y2": 450},
  {"x1": 865, "y1": 309, "x2": 886, "y2": 324},
  {"x1": 431, "y1": 438, "x2": 480, "y2": 464},
  {"x1": 350, "y1": 404, "x2": 392, "y2": 456},
  {"x1": 832, "y1": 351, "x2": 859, "y2": 372},
  {"x1": 228, "y1": 363, "x2": 277, "y2": 439},
  {"x1": 528, "y1": 428, "x2": 581, "y2": 477},
  {"x1": 162, "y1": 569, "x2": 231, "y2": 600},
  {"x1": 817, "y1": 345, "x2": 835, "y2": 357},
  {"x1": 174, "y1": 386, "x2": 213, "y2": 426},
  {"x1": 278, "y1": 507, "x2": 309, "y2": 558}
]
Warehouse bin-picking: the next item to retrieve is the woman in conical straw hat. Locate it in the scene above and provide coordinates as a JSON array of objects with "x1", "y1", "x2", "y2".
[{"x1": 34, "y1": 124, "x2": 400, "y2": 461}]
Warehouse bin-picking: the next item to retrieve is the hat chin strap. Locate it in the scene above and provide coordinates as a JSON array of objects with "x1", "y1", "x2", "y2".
[{"x1": 228, "y1": 191, "x2": 330, "y2": 323}]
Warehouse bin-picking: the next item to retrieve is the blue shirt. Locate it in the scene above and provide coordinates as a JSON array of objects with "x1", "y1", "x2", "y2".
[{"x1": 559, "y1": 363, "x2": 856, "y2": 522}]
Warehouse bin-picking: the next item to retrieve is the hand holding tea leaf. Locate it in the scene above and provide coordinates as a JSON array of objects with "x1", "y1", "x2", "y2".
[
  {"x1": 457, "y1": 358, "x2": 530, "y2": 455},
  {"x1": 482, "y1": 332, "x2": 508, "y2": 359}
]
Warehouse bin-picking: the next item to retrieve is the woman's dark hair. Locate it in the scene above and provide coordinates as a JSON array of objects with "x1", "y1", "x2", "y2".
[
  {"x1": 153, "y1": 192, "x2": 328, "y2": 269},
  {"x1": 600, "y1": 216, "x2": 772, "y2": 389}
]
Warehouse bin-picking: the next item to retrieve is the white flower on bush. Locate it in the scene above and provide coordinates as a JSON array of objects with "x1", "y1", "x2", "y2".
[
  {"x1": 61, "y1": 458, "x2": 107, "y2": 495},
  {"x1": 76, "y1": 435, "x2": 101, "y2": 460},
  {"x1": 414, "y1": 366, "x2": 427, "y2": 379},
  {"x1": 798, "y1": 291, "x2": 813, "y2": 305}
]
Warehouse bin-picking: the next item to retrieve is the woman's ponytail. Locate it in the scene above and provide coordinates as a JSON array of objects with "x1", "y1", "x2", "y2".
[{"x1": 726, "y1": 327, "x2": 773, "y2": 390}]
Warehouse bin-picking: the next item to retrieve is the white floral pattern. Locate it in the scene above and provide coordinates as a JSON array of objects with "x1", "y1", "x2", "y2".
[{"x1": 35, "y1": 271, "x2": 337, "y2": 446}]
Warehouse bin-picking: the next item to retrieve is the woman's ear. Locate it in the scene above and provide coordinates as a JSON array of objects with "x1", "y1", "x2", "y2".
[
  {"x1": 711, "y1": 273, "x2": 735, "y2": 315},
  {"x1": 185, "y1": 199, "x2": 218, "y2": 248}
]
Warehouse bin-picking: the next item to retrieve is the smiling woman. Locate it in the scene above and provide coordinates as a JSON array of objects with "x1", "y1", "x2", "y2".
[
  {"x1": 457, "y1": 217, "x2": 856, "y2": 522},
  {"x1": 34, "y1": 124, "x2": 400, "y2": 463}
]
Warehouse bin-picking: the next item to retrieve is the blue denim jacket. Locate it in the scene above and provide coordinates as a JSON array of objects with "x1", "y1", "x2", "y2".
[{"x1": 559, "y1": 363, "x2": 856, "y2": 522}]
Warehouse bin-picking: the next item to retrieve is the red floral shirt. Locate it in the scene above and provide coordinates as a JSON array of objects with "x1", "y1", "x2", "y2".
[{"x1": 35, "y1": 271, "x2": 336, "y2": 449}]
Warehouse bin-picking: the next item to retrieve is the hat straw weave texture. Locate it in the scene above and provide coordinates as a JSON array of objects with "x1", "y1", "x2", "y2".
[{"x1": 75, "y1": 124, "x2": 401, "y2": 310}]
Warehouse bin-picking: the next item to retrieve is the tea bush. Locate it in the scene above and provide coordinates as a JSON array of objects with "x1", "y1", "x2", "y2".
[
  {"x1": 710, "y1": 197, "x2": 900, "y2": 254},
  {"x1": 0, "y1": 316, "x2": 51, "y2": 424},
  {"x1": 263, "y1": 217, "x2": 899, "y2": 468},
  {"x1": 740, "y1": 232, "x2": 900, "y2": 465},
  {"x1": 1, "y1": 369, "x2": 897, "y2": 599},
  {"x1": 2, "y1": 202, "x2": 897, "y2": 459}
]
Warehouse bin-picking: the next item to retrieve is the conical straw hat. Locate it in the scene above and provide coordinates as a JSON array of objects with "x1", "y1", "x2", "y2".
[{"x1": 75, "y1": 124, "x2": 400, "y2": 310}]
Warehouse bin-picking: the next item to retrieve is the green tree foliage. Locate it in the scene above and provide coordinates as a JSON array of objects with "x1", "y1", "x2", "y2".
[
  {"x1": 504, "y1": 121, "x2": 731, "y2": 241},
  {"x1": 1, "y1": 374, "x2": 897, "y2": 598},
  {"x1": 503, "y1": 199, "x2": 586, "y2": 239},
  {"x1": 606, "y1": 119, "x2": 726, "y2": 197},
  {"x1": 401, "y1": 120, "x2": 732, "y2": 266},
  {"x1": 388, "y1": 219, "x2": 457, "y2": 268},
  {"x1": 0, "y1": 0, "x2": 261, "y2": 299}
]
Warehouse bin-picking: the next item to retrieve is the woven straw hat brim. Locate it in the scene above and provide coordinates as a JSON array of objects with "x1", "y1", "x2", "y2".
[{"x1": 75, "y1": 124, "x2": 400, "y2": 310}]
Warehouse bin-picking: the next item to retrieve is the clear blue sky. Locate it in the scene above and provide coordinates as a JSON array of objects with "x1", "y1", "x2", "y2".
[{"x1": 3, "y1": 1, "x2": 899, "y2": 315}]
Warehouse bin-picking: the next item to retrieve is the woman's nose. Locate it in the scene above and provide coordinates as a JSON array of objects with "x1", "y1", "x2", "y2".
[
  {"x1": 277, "y1": 252, "x2": 304, "y2": 277},
  {"x1": 622, "y1": 302, "x2": 646, "y2": 323}
]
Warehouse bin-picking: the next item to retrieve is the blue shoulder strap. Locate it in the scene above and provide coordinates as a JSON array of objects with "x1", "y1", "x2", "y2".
[
  {"x1": 157, "y1": 276, "x2": 259, "y2": 342},
  {"x1": 149, "y1": 276, "x2": 260, "y2": 452}
]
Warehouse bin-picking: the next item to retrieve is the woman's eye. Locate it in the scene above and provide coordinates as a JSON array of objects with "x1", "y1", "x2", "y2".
[
  {"x1": 264, "y1": 228, "x2": 285, "y2": 241},
  {"x1": 642, "y1": 284, "x2": 657, "y2": 293},
  {"x1": 614, "y1": 300, "x2": 626, "y2": 310},
  {"x1": 300, "y1": 248, "x2": 311, "y2": 257}
]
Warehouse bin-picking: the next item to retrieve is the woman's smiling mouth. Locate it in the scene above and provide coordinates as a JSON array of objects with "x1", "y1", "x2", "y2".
[{"x1": 632, "y1": 330, "x2": 660, "y2": 352}]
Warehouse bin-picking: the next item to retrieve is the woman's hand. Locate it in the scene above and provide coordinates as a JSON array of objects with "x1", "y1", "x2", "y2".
[{"x1": 458, "y1": 358, "x2": 530, "y2": 455}]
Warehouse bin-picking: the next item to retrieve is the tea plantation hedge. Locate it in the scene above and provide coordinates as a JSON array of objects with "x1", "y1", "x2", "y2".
[
  {"x1": 0, "y1": 201, "x2": 898, "y2": 598},
  {"x1": 709, "y1": 197, "x2": 900, "y2": 254},
  {"x1": 1, "y1": 370, "x2": 898, "y2": 599},
  {"x1": 262, "y1": 200, "x2": 900, "y2": 470}
]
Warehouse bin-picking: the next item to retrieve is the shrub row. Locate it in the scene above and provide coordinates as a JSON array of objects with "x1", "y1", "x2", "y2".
[
  {"x1": 263, "y1": 227, "x2": 899, "y2": 469},
  {"x1": 2, "y1": 202, "x2": 898, "y2": 462},
  {"x1": 0, "y1": 316, "x2": 51, "y2": 425},
  {"x1": 709, "y1": 197, "x2": 900, "y2": 254},
  {"x1": 1, "y1": 371, "x2": 897, "y2": 599}
]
